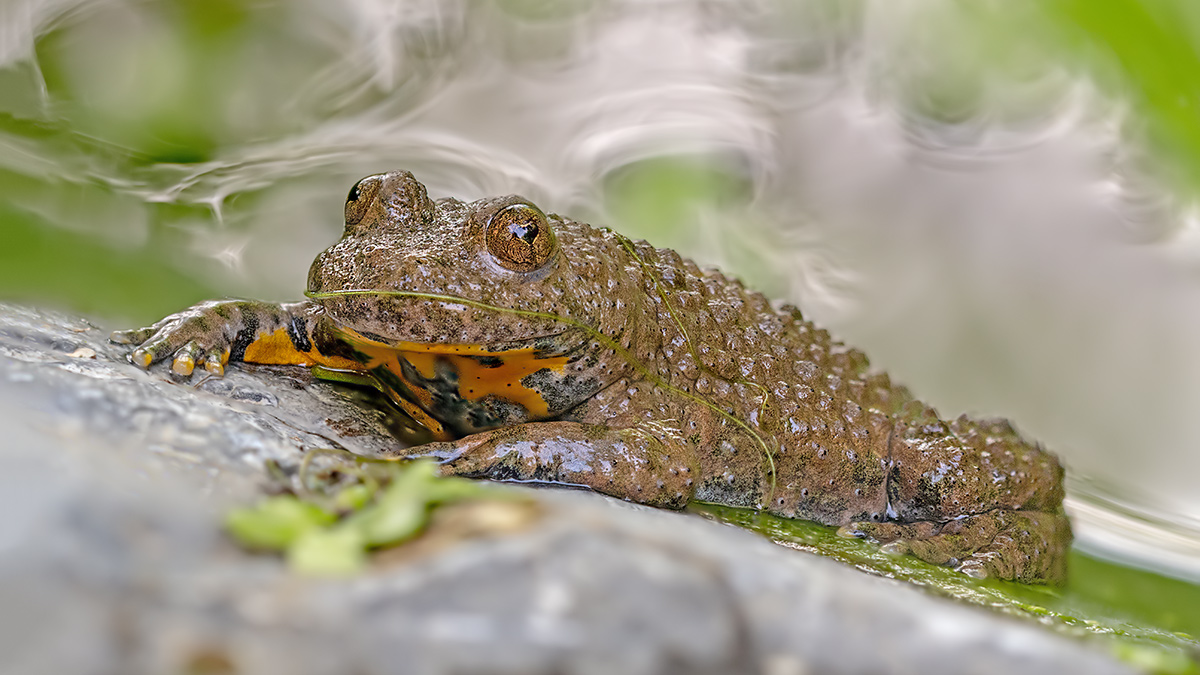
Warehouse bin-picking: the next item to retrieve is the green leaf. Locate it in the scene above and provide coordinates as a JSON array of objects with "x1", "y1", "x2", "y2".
[
  {"x1": 353, "y1": 496, "x2": 428, "y2": 547},
  {"x1": 287, "y1": 526, "x2": 367, "y2": 577},
  {"x1": 333, "y1": 483, "x2": 374, "y2": 512},
  {"x1": 225, "y1": 496, "x2": 336, "y2": 551},
  {"x1": 228, "y1": 459, "x2": 528, "y2": 575},
  {"x1": 344, "y1": 460, "x2": 437, "y2": 547}
]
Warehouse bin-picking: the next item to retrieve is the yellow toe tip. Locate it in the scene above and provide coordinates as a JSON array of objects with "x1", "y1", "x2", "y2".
[{"x1": 172, "y1": 356, "x2": 195, "y2": 376}]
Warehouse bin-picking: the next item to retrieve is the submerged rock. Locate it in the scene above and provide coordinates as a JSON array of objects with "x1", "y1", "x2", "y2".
[{"x1": 0, "y1": 303, "x2": 1134, "y2": 675}]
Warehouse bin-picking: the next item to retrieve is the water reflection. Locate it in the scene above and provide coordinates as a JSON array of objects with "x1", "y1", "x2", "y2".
[{"x1": 1, "y1": 0, "x2": 1199, "y2": 580}]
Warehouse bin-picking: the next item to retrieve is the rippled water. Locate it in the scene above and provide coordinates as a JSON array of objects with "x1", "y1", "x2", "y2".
[{"x1": 3, "y1": 0, "x2": 1200, "y2": 583}]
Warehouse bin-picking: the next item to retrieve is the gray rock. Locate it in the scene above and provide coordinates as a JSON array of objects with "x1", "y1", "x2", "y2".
[{"x1": 0, "y1": 303, "x2": 1135, "y2": 675}]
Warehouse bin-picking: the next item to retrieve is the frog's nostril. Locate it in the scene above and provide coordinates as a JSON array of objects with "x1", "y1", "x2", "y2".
[{"x1": 381, "y1": 171, "x2": 435, "y2": 223}]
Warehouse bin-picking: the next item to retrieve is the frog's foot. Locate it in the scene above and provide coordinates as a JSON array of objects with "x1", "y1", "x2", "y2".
[
  {"x1": 387, "y1": 420, "x2": 698, "y2": 510},
  {"x1": 838, "y1": 510, "x2": 1071, "y2": 584},
  {"x1": 111, "y1": 300, "x2": 252, "y2": 376},
  {"x1": 111, "y1": 299, "x2": 313, "y2": 377}
]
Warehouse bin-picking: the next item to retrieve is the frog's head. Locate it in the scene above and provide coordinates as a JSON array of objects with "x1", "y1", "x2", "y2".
[{"x1": 306, "y1": 171, "x2": 642, "y2": 432}]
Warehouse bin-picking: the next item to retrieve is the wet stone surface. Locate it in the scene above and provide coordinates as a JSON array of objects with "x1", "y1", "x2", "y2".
[{"x1": 0, "y1": 303, "x2": 1134, "y2": 675}]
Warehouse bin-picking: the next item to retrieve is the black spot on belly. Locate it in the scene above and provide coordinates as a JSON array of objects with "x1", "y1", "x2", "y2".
[
  {"x1": 313, "y1": 321, "x2": 369, "y2": 363},
  {"x1": 372, "y1": 366, "x2": 413, "y2": 399},
  {"x1": 229, "y1": 312, "x2": 259, "y2": 362},
  {"x1": 380, "y1": 357, "x2": 534, "y2": 436},
  {"x1": 520, "y1": 369, "x2": 599, "y2": 416},
  {"x1": 286, "y1": 315, "x2": 312, "y2": 353}
]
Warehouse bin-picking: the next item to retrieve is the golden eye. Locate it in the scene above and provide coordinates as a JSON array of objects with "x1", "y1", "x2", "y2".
[
  {"x1": 344, "y1": 175, "x2": 382, "y2": 226},
  {"x1": 485, "y1": 203, "x2": 556, "y2": 272}
]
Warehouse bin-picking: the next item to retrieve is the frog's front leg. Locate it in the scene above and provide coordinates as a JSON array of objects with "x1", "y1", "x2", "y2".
[
  {"x1": 111, "y1": 299, "x2": 355, "y2": 376},
  {"x1": 390, "y1": 420, "x2": 699, "y2": 509}
]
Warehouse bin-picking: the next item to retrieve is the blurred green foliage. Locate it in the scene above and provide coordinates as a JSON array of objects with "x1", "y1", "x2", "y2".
[
  {"x1": 0, "y1": 201, "x2": 220, "y2": 320},
  {"x1": 1021, "y1": 0, "x2": 1200, "y2": 193},
  {"x1": 34, "y1": 0, "x2": 253, "y2": 163},
  {"x1": 1047, "y1": 1, "x2": 1200, "y2": 185},
  {"x1": 603, "y1": 156, "x2": 751, "y2": 244},
  {"x1": 867, "y1": 0, "x2": 1200, "y2": 193}
]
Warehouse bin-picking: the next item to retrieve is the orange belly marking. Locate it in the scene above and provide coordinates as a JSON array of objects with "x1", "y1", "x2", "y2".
[
  {"x1": 437, "y1": 351, "x2": 568, "y2": 417},
  {"x1": 337, "y1": 328, "x2": 570, "y2": 418},
  {"x1": 242, "y1": 327, "x2": 363, "y2": 371}
]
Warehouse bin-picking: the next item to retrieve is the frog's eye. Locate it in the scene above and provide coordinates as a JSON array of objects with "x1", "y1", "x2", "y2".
[
  {"x1": 345, "y1": 175, "x2": 382, "y2": 226},
  {"x1": 485, "y1": 203, "x2": 556, "y2": 272}
]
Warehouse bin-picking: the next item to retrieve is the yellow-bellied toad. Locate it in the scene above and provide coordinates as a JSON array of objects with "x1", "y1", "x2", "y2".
[{"x1": 113, "y1": 170, "x2": 1071, "y2": 583}]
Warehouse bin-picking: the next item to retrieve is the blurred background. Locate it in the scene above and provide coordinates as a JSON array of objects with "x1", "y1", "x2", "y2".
[{"x1": 2, "y1": 0, "x2": 1200, "y2": 581}]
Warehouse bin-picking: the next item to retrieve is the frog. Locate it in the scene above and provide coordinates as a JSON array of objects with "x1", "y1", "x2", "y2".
[{"x1": 112, "y1": 170, "x2": 1071, "y2": 584}]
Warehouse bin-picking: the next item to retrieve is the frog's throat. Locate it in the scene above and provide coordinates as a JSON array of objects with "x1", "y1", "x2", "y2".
[
  {"x1": 335, "y1": 324, "x2": 574, "y2": 426},
  {"x1": 307, "y1": 287, "x2": 778, "y2": 502}
]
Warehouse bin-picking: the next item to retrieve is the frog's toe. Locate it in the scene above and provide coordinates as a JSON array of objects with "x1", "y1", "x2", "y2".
[
  {"x1": 957, "y1": 559, "x2": 991, "y2": 579},
  {"x1": 129, "y1": 333, "x2": 178, "y2": 369},
  {"x1": 171, "y1": 341, "x2": 205, "y2": 376},
  {"x1": 129, "y1": 345, "x2": 155, "y2": 369},
  {"x1": 120, "y1": 315, "x2": 223, "y2": 372},
  {"x1": 201, "y1": 347, "x2": 230, "y2": 375},
  {"x1": 109, "y1": 326, "x2": 156, "y2": 345}
]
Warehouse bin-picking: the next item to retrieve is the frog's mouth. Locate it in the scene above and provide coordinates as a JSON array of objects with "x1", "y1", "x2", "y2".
[{"x1": 305, "y1": 287, "x2": 594, "y2": 346}]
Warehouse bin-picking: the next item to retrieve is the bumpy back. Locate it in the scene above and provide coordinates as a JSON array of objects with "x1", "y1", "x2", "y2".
[{"x1": 623, "y1": 238, "x2": 1064, "y2": 524}]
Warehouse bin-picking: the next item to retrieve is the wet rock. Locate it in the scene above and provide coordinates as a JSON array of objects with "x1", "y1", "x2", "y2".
[{"x1": 0, "y1": 303, "x2": 1134, "y2": 675}]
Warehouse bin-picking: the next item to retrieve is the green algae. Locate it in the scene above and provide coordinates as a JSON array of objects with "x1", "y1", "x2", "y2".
[{"x1": 694, "y1": 503, "x2": 1200, "y2": 675}]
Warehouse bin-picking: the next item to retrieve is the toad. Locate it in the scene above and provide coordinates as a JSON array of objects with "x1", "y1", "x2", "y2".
[{"x1": 113, "y1": 170, "x2": 1071, "y2": 583}]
